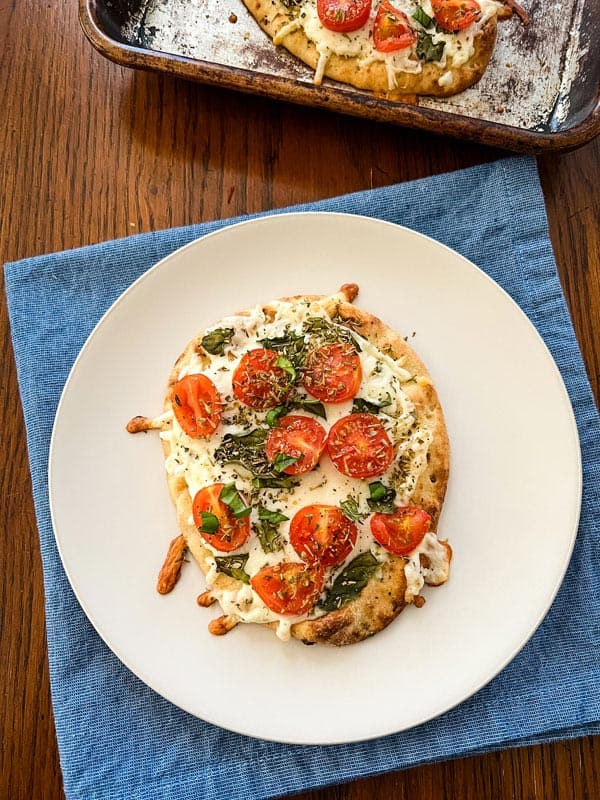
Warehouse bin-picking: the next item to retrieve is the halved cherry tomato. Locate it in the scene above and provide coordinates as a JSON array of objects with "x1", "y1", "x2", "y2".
[
  {"x1": 290, "y1": 505, "x2": 357, "y2": 567},
  {"x1": 232, "y1": 348, "x2": 293, "y2": 410},
  {"x1": 251, "y1": 562, "x2": 325, "y2": 616},
  {"x1": 265, "y1": 415, "x2": 327, "y2": 475},
  {"x1": 317, "y1": 0, "x2": 372, "y2": 32},
  {"x1": 373, "y1": 1, "x2": 418, "y2": 52},
  {"x1": 431, "y1": 0, "x2": 480, "y2": 31},
  {"x1": 327, "y1": 413, "x2": 393, "y2": 478},
  {"x1": 302, "y1": 342, "x2": 362, "y2": 403},
  {"x1": 192, "y1": 482, "x2": 250, "y2": 552},
  {"x1": 171, "y1": 374, "x2": 222, "y2": 438},
  {"x1": 370, "y1": 506, "x2": 431, "y2": 555}
]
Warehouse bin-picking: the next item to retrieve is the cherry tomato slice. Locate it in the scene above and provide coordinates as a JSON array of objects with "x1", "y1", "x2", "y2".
[
  {"x1": 302, "y1": 342, "x2": 362, "y2": 403},
  {"x1": 232, "y1": 348, "x2": 293, "y2": 410},
  {"x1": 373, "y1": 1, "x2": 418, "y2": 52},
  {"x1": 265, "y1": 415, "x2": 327, "y2": 475},
  {"x1": 171, "y1": 374, "x2": 222, "y2": 438},
  {"x1": 431, "y1": 0, "x2": 480, "y2": 31},
  {"x1": 370, "y1": 506, "x2": 431, "y2": 556},
  {"x1": 327, "y1": 413, "x2": 393, "y2": 478},
  {"x1": 290, "y1": 505, "x2": 357, "y2": 567},
  {"x1": 251, "y1": 562, "x2": 325, "y2": 616},
  {"x1": 192, "y1": 482, "x2": 251, "y2": 553},
  {"x1": 317, "y1": 0, "x2": 372, "y2": 32}
]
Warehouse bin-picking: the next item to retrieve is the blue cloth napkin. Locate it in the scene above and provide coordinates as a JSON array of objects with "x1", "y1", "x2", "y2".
[{"x1": 5, "y1": 156, "x2": 600, "y2": 800}]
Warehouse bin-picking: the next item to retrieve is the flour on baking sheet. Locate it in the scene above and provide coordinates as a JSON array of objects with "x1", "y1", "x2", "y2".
[{"x1": 123, "y1": 0, "x2": 588, "y2": 132}]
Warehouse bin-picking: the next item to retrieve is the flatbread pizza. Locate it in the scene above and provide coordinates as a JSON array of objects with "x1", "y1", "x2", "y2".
[
  {"x1": 127, "y1": 284, "x2": 451, "y2": 646},
  {"x1": 242, "y1": 0, "x2": 524, "y2": 98}
]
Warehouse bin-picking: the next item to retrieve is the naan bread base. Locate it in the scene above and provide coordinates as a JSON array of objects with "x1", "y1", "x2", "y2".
[{"x1": 163, "y1": 289, "x2": 450, "y2": 645}]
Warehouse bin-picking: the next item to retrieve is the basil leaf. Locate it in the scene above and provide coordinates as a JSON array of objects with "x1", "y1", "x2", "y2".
[
  {"x1": 227, "y1": 429, "x2": 268, "y2": 448},
  {"x1": 321, "y1": 552, "x2": 381, "y2": 611},
  {"x1": 267, "y1": 399, "x2": 327, "y2": 424},
  {"x1": 258, "y1": 506, "x2": 289, "y2": 524},
  {"x1": 201, "y1": 327, "x2": 234, "y2": 356},
  {"x1": 214, "y1": 429, "x2": 271, "y2": 476},
  {"x1": 416, "y1": 32, "x2": 445, "y2": 62},
  {"x1": 367, "y1": 482, "x2": 397, "y2": 514},
  {"x1": 340, "y1": 496, "x2": 366, "y2": 523},
  {"x1": 275, "y1": 355, "x2": 297, "y2": 383},
  {"x1": 290, "y1": 399, "x2": 327, "y2": 420},
  {"x1": 258, "y1": 329, "x2": 307, "y2": 368},
  {"x1": 254, "y1": 504, "x2": 289, "y2": 553},
  {"x1": 412, "y1": 5, "x2": 433, "y2": 28},
  {"x1": 214, "y1": 553, "x2": 251, "y2": 584},
  {"x1": 303, "y1": 316, "x2": 361, "y2": 352},
  {"x1": 273, "y1": 453, "x2": 300, "y2": 473},
  {"x1": 252, "y1": 474, "x2": 298, "y2": 490},
  {"x1": 219, "y1": 483, "x2": 252, "y2": 518},
  {"x1": 266, "y1": 405, "x2": 288, "y2": 427},
  {"x1": 352, "y1": 395, "x2": 391, "y2": 415},
  {"x1": 369, "y1": 482, "x2": 387, "y2": 501},
  {"x1": 198, "y1": 511, "x2": 219, "y2": 533}
]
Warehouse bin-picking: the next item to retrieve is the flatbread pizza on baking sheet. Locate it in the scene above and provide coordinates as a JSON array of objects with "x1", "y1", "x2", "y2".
[
  {"x1": 128, "y1": 284, "x2": 451, "y2": 646},
  {"x1": 241, "y1": 0, "x2": 522, "y2": 98}
]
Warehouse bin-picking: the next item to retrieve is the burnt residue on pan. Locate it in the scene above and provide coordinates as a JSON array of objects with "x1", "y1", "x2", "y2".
[{"x1": 96, "y1": 0, "x2": 599, "y2": 135}]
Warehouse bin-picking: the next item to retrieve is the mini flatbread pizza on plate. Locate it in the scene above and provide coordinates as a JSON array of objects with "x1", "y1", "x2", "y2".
[{"x1": 128, "y1": 283, "x2": 452, "y2": 645}]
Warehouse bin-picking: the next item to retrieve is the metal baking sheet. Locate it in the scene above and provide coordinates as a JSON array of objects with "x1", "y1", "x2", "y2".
[{"x1": 84, "y1": 0, "x2": 600, "y2": 149}]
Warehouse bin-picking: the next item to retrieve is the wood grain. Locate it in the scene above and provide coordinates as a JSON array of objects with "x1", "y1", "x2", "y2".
[{"x1": 0, "y1": 1, "x2": 598, "y2": 798}]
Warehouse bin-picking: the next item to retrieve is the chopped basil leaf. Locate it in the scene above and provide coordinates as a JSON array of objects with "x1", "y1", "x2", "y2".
[
  {"x1": 214, "y1": 429, "x2": 271, "y2": 476},
  {"x1": 340, "y1": 495, "x2": 367, "y2": 523},
  {"x1": 266, "y1": 405, "x2": 288, "y2": 427},
  {"x1": 214, "y1": 553, "x2": 251, "y2": 584},
  {"x1": 252, "y1": 474, "x2": 298, "y2": 490},
  {"x1": 227, "y1": 429, "x2": 268, "y2": 448},
  {"x1": 367, "y1": 482, "x2": 397, "y2": 514},
  {"x1": 351, "y1": 395, "x2": 391, "y2": 415},
  {"x1": 258, "y1": 506, "x2": 289, "y2": 524},
  {"x1": 201, "y1": 327, "x2": 235, "y2": 355},
  {"x1": 412, "y1": 5, "x2": 433, "y2": 28},
  {"x1": 273, "y1": 453, "x2": 300, "y2": 473},
  {"x1": 254, "y1": 505, "x2": 289, "y2": 553},
  {"x1": 369, "y1": 481, "x2": 387, "y2": 501},
  {"x1": 303, "y1": 316, "x2": 361, "y2": 353},
  {"x1": 219, "y1": 482, "x2": 252, "y2": 518},
  {"x1": 267, "y1": 399, "x2": 326, "y2": 425},
  {"x1": 198, "y1": 511, "x2": 219, "y2": 533},
  {"x1": 258, "y1": 329, "x2": 307, "y2": 368},
  {"x1": 320, "y1": 552, "x2": 380, "y2": 611},
  {"x1": 416, "y1": 32, "x2": 445, "y2": 62},
  {"x1": 291, "y1": 399, "x2": 327, "y2": 420},
  {"x1": 275, "y1": 354, "x2": 297, "y2": 383}
]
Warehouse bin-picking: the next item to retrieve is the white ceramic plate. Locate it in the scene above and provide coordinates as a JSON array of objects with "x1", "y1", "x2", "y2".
[{"x1": 49, "y1": 213, "x2": 581, "y2": 744}]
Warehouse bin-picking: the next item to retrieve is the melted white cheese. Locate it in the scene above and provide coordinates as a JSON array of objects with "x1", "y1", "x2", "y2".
[
  {"x1": 403, "y1": 531, "x2": 451, "y2": 601},
  {"x1": 162, "y1": 297, "x2": 448, "y2": 633}
]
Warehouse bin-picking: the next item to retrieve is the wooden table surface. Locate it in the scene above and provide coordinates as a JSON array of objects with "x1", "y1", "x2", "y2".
[{"x1": 1, "y1": 1, "x2": 598, "y2": 798}]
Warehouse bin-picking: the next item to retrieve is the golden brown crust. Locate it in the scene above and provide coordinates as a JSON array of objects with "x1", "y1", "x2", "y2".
[
  {"x1": 156, "y1": 534, "x2": 187, "y2": 595},
  {"x1": 289, "y1": 558, "x2": 409, "y2": 645},
  {"x1": 241, "y1": 0, "x2": 498, "y2": 98},
  {"x1": 160, "y1": 288, "x2": 450, "y2": 645}
]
